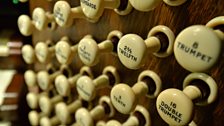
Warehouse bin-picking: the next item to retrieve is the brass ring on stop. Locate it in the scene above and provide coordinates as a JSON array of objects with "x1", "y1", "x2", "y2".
[
  {"x1": 133, "y1": 105, "x2": 151, "y2": 126},
  {"x1": 79, "y1": 66, "x2": 94, "y2": 78},
  {"x1": 102, "y1": 66, "x2": 120, "y2": 84},
  {"x1": 114, "y1": 1, "x2": 133, "y2": 15},
  {"x1": 107, "y1": 30, "x2": 123, "y2": 40},
  {"x1": 206, "y1": 16, "x2": 224, "y2": 40},
  {"x1": 148, "y1": 25, "x2": 175, "y2": 58},
  {"x1": 183, "y1": 72, "x2": 218, "y2": 106},
  {"x1": 99, "y1": 96, "x2": 115, "y2": 117},
  {"x1": 138, "y1": 70, "x2": 162, "y2": 98}
]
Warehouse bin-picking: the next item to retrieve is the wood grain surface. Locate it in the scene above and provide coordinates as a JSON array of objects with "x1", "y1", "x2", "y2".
[{"x1": 29, "y1": 0, "x2": 224, "y2": 125}]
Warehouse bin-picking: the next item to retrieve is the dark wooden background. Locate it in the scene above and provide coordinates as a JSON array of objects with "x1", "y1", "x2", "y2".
[{"x1": 28, "y1": 0, "x2": 224, "y2": 125}]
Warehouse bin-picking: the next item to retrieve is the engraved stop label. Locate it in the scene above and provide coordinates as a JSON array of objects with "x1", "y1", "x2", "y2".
[
  {"x1": 174, "y1": 25, "x2": 222, "y2": 72},
  {"x1": 157, "y1": 89, "x2": 194, "y2": 125},
  {"x1": 170, "y1": 102, "x2": 176, "y2": 108},
  {"x1": 54, "y1": 6, "x2": 65, "y2": 23},
  {"x1": 158, "y1": 101, "x2": 182, "y2": 123}
]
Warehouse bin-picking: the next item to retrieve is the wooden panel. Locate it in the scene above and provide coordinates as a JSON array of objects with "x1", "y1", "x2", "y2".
[{"x1": 29, "y1": 0, "x2": 224, "y2": 125}]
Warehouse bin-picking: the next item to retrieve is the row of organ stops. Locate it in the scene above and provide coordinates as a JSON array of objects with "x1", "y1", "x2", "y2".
[
  {"x1": 22, "y1": 16, "x2": 224, "y2": 73},
  {"x1": 25, "y1": 64, "x2": 218, "y2": 126},
  {"x1": 17, "y1": 0, "x2": 188, "y2": 36},
  {"x1": 19, "y1": 0, "x2": 223, "y2": 126}
]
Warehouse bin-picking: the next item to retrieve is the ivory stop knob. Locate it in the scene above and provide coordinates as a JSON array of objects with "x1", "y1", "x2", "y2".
[
  {"x1": 174, "y1": 25, "x2": 222, "y2": 72},
  {"x1": 156, "y1": 72, "x2": 218, "y2": 125},
  {"x1": 37, "y1": 70, "x2": 60, "y2": 91},
  {"x1": 76, "y1": 66, "x2": 120, "y2": 101},
  {"x1": 76, "y1": 75, "x2": 107, "y2": 101},
  {"x1": 129, "y1": 0, "x2": 162, "y2": 11},
  {"x1": 54, "y1": 74, "x2": 73, "y2": 96},
  {"x1": 78, "y1": 36, "x2": 107, "y2": 66},
  {"x1": 80, "y1": 0, "x2": 132, "y2": 21},
  {"x1": 28, "y1": 111, "x2": 45, "y2": 126},
  {"x1": 26, "y1": 92, "x2": 47, "y2": 109},
  {"x1": 24, "y1": 70, "x2": 36, "y2": 87},
  {"x1": 55, "y1": 40, "x2": 73, "y2": 64},
  {"x1": 37, "y1": 65, "x2": 70, "y2": 91},
  {"x1": 53, "y1": 1, "x2": 88, "y2": 27},
  {"x1": 111, "y1": 70, "x2": 162, "y2": 114},
  {"x1": 55, "y1": 66, "x2": 93, "y2": 96},
  {"x1": 78, "y1": 30, "x2": 122, "y2": 66},
  {"x1": 55, "y1": 37, "x2": 79, "y2": 65},
  {"x1": 32, "y1": 7, "x2": 56, "y2": 31},
  {"x1": 53, "y1": 1, "x2": 74, "y2": 27},
  {"x1": 28, "y1": 111, "x2": 39, "y2": 126},
  {"x1": 21, "y1": 45, "x2": 36, "y2": 64},
  {"x1": 37, "y1": 71, "x2": 52, "y2": 90},
  {"x1": 157, "y1": 88, "x2": 194, "y2": 125},
  {"x1": 75, "y1": 108, "x2": 94, "y2": 126},
  {"x1": 17, "y1": 15, "x2": 34, "y2": 36},
  {"x1": 129, "y1": 0, "x2": 187, "y2": 11},
  {"x1": 117, "y1": 34, "x2": 147, "y2": 69},
  {"x1": 35, "y1": 41, "x2": 55, "y2": 64},
  {"x1": 105, "y1": 105, "x2": 151, "y2": 126},
  {"x1": 26, "y1": 92, "x2": 39, "y2": 109},
  {"x1": 55, "y1": 100, "x2": 82, "y2": 124},
  {"x1": 117, "y1": 25, "x2": 174, "y2": 69},
  {"x1": 40, "y1": 117, "x2": 53, "y2": 126},
  {"x1": 40, "y1": 116, "x2": 60, "y2": 126},
  {"x1": 75, "y1": 96, "x2": 115, "y2": 126},
  {"x1": 39, "y1": 95, "x2": 63, "y2": 115}
]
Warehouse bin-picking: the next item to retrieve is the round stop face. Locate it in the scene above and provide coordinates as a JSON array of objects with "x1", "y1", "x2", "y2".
[
  {"x1": 80, "y1": 0, "x2": 104, "y2": 19},
  {"x1": 35, "y1": 42, "x2": 49, "y2": 63},
  {"x1": 26, "y1": 92, "x2": 38, "y2": 109},
  {"x1": 55, "y1": 102, "x2": 70, "y2": 124},
  {"x1": 17, "y1": 15, "x2": 33, "y2": 36},
  {"x1": 24, "y1": 70, "x2": 36, "y2": 87},
  {"x1": 78, "y1": 37, "x2": 99, "y2": 66},
  {"x1": 55, "y1": 41, "x2": 72, "y2": 64},
  {"x1": 55, "y1": 75, "x2": 70, "y2": 96},
  {"x1": 28, "y1": 111, "x2": 39, "y2": 126},
  {"x1": 106, "y1": 120, "x2": 121, "y2": 126},
  {"x1": 37, "y1": 71, "x2": 50, "y2": 90},
  {"x1": 76, "y1": 76, "x2": 95, "y2": 101},
  {"x1": 110, "y1": 84, "x2": 136, "y2": 114},
  {"x1": 39, "y1": 96, "x2": 52, "y2": 114},
  {"x1": 129, "y1": 0, "x2": 162, "y2": 11},
  {"x1": 54, "y1": 1, "x2": 71, "y2": 27},
  {"x1": 75, "y1": 108, "x2": 94, "y2": 126},
  {"x1": 22, "y1": 45, "x2": 35, "y2": 64},
  {"x1": 117, "y1": 34, "x2": 147, "y2": 69},
  {"x1": 174, "y1": 25, "x2": 222, "y2": 72},
  {"x1": 156, "y1": 89, "x2": 194, "y2": 126},
  {"x1": 32, "y1": 7, "x2": 46, "y2": 30},
  {"x1": 40, "y1": 117, "x2": 51, "y2": 126}
]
